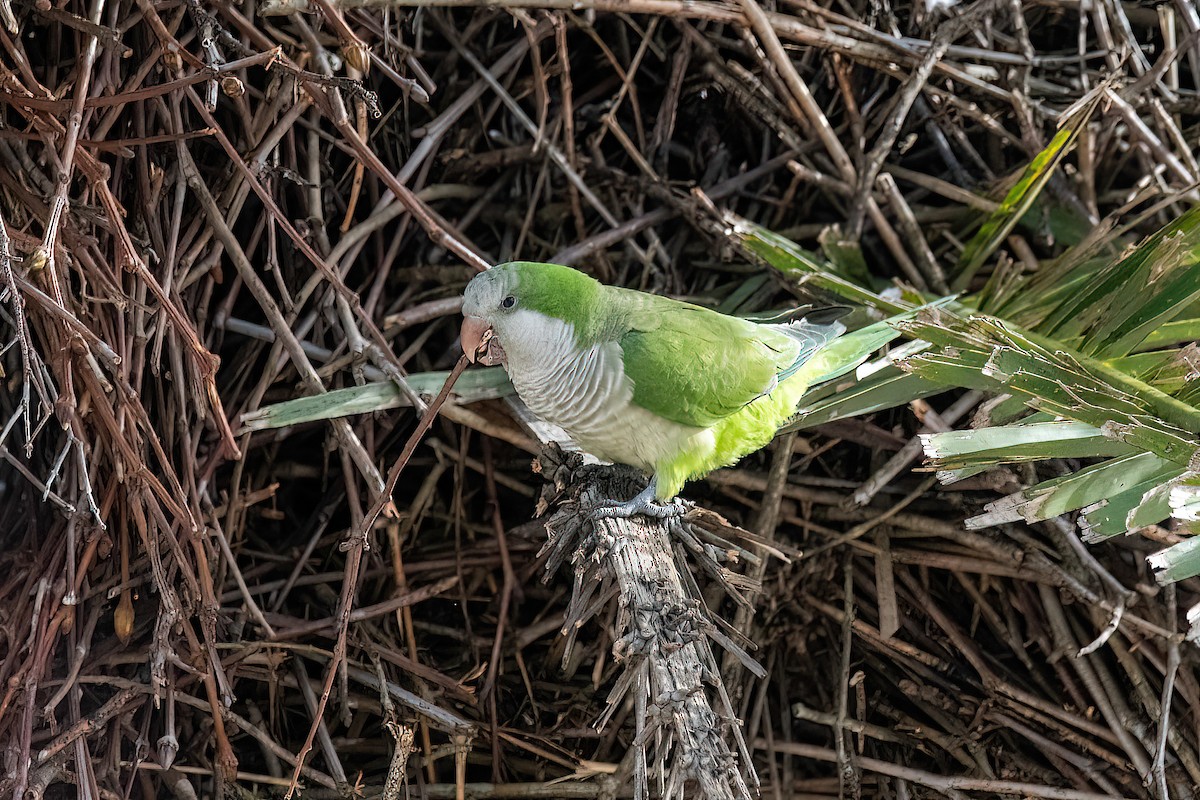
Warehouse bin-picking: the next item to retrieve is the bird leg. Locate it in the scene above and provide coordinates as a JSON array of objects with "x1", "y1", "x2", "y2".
[{"x1": 588, "y1": 476, "x2": 685, "y2": 520}]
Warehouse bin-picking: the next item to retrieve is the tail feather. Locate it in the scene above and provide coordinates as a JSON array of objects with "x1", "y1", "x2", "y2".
[
  {"x1": 774, "y1": 318, "x2": 848, "y2": 382},
  {"x1": 805, "y1": 297, "x2": 957, "y2": 386}
]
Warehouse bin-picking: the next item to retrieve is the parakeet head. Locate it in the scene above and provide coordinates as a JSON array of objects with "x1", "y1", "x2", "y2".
[{"x1": 460, "y1": 261, "x2": 601, "y2": 366}]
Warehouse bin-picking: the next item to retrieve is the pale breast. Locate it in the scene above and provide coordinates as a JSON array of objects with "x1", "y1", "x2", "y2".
[{"x1": 499, "y1": 312, "x2": 700, "y2": 472}]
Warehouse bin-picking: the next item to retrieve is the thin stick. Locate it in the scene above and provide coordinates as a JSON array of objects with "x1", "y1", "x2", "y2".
[{"x1": 283, "y1": 355, "x2": 472, "y2": 798}]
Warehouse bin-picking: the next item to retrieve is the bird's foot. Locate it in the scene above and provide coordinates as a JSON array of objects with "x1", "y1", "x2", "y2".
[{"x1": 587, "y1": 481, "x2": 685, "y2": 521}]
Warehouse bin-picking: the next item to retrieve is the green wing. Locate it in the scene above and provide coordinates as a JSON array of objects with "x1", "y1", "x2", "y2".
[{"x1": 615, "y1": 290, "x2": 829, "y2": 428}]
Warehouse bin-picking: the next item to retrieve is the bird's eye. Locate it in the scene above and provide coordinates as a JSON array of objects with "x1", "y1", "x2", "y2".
[{"x1": 501, "y1": 295, "x2": 517, "y2": 309}]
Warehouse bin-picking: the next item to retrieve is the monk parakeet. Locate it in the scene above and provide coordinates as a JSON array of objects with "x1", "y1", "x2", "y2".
[{"x1": 461, "y1": 261, "x2": 902, "y2": 518}]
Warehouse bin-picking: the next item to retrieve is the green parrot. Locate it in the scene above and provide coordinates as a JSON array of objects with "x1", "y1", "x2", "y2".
[{"x1": 460, "y1": 261, "x2": 904, "y2": 518}]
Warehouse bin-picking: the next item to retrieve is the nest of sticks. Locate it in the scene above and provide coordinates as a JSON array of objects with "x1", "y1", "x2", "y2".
[{"x1": 1, "y1": 0, "x2": 1199, "y2": 797}]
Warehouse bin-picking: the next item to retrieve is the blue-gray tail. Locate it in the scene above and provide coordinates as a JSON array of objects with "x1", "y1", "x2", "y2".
[{"x1": 774, "y1": 317, "x2": 847, "y2": 382}]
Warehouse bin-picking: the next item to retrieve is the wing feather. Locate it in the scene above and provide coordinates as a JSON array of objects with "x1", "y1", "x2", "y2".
[{"x1": 615, "y1": 290, "x2": 841, "y2": 428}]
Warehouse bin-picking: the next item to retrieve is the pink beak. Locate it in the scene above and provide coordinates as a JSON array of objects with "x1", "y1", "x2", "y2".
[{"x1": 460, "y1": 315, "x2": 493, "y2": 364}]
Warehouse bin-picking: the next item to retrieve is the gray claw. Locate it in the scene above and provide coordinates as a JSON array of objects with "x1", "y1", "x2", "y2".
[{"x1": 587, "y1": 478, "x2": 684, "y2": 521}]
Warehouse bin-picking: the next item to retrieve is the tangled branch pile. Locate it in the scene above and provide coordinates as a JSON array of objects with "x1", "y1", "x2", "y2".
[{"x1": 1, "y1": 0, "x2": 1199, "y2": 796}]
